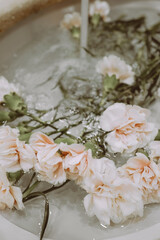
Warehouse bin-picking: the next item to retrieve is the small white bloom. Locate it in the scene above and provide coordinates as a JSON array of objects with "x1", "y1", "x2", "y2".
[
  {"x1": 89, "y1": 1, "x2": 110, "y2": 22},
  {"x1": 148, "y1": 141, "x2": 160, "y2": 163},
  {"x1": 30, "y1": 132, "x2": 66, "y2": 185},
  {"x1": 0, "y1": 167, "x2": 24, "y2": 210},
  {"x1": 96, "y1": 55, "x2": 135, "y2": 85},
  {"x1": 0, "y1": 76, "x2": 19, "y2": 103},
  {"x1": 0, "y1": 126, "x2": 35, "y2": 172},
  {"x1": 83, "y1": 157, "x2": 143, "y2": 225},
  {"x1": 61, "y1": 12, "x2": 81, "y2": 30},
  {"x1": 119, "y1": 153, "x2": 160, "y2": 204},
  {"x1": 100, "y1": 103, "x2": 158, "y2": 153}
]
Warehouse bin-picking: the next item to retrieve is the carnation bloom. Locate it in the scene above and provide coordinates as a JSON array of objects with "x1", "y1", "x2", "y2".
[
  {"x1": 96, "y1": 55, "x2": 134, "y2": 85},
  {"x1": 100, "y1": 103, "x2": 158, "y2": 153},
  {"x1": 60, "y1": 143, "x2": 92, "y2": 183},
  {"x1": 30, "y1": 132, "x2": 66, "y2": 185},
  {"x1": 61, "y1": 12, "x2": 81, "y2": 30},
  {"x1": 119, "y1": 153, "x2": 160, "y2": 204},
  {"x1": 89, "y1": 0, "x2": 110, "y2": 22},
  {"x1": 0, "y1": 167, "x2": 24, "y2": 210},
  {"x1": 0, "y1": 126, "x2": 35, "y2": 172},
  {"x1": 83, "y1": 157, "x2": 143, "y2": 225},
  {"x1": 148, "y1": 141, "x2": 160, "y2": 163},
  {"x1": 0, "y1": 76, "x2": 19, "y2": 103}
]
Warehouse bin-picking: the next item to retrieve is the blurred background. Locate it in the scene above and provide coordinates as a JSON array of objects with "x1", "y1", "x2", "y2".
[{"x1": 0, "y1": 0, "x2": 157, "y2": 33}]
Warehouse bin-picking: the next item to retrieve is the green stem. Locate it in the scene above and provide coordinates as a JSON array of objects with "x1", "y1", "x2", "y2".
[
  {"x1": 42, "y1": 180, "x2": 70, "y2": 195},
  {"x1": 27, "y1": 112, "x2": 57, "y2": 130},
  {"x1": 23, "y1": 180, "x2": 40, "y2": 198},
  {"x1": 23, "y1": 172, "x2": 36, "y2": 194}
]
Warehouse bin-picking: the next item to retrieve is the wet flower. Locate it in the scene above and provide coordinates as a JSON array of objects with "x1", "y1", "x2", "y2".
[
  {"x1": 0, "y1": 126, "x2": 35, "y2": 172},
  {"x1": 60, "y1": 143, "x2": 92, "y2": 183},
  {"x1": 17, "y1": 141, "x2": 36, "y2": 172},
  {"x1": 61, "y1": 12, "x2": 81, "y2": 38},
  {"x1": 100, "y1": 103, "x2": 158, "y2": 153},
  {"x1": 119, "y1": 153, "x2": 160, "y2": 204},
  {"x1": 0, "y1": 76, "x2": 19, "y2": 103},
  {"x1": 96, "y1": 55, "x2": 135, "y2": 85},
  {"x1": 30, "y1": 132, "x2": 66, "y2": 185},
  {"x1": 89, "y1": 0, "x2": 110, "y2": 23},
  {"x1": 0, "y1": 167, "x2": 24, "y2": 210},
  {"x1": 83, "y1": 157, "x2": 143, "y2": 225},
  {"x1": 148, "y1": 141, "x2": 160, "y2": 163},
  {"x1": 81, "y1": 157, "x2": 117, "y2": 192}
]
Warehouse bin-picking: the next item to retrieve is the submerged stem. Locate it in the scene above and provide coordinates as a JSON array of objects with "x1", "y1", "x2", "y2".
[
  {"x1": 23, "y1": 180, "x2": 40, "y2": 198},
  {"x1": 23, "y1": 192, "x2": 49, "y2": 240}
]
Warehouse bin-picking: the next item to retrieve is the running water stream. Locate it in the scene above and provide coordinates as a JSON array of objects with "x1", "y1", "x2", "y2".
[{"x1": 80, "y1": 0, "x2": 89, "y2": 57}]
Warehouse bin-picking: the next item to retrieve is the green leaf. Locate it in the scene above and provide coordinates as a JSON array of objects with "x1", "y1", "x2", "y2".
[
  {"x1": 19, "y1": 132, "x2": 32, "y2": 143},
  {"x1": 4, "y1": 93, "x2": 27, "y2": 113},
  {"x1": 0, "y1": 111, "x2": 11, "y2": 122},
  {"x1": 55, "y1": 137, "x2": 76, "y2": 145},
  {"x1": 136, "y1": 148, "x2": 149, "y2": 157},
  {"x1": 71, "y1": 27, "x2": 80, "y2": 39},
  {"x1": 7, "y1": 170, "x2": 23, "y2": 182},
  {"x1": 155, "y1": 129, "x2": 160, "y2": 140},
  {"x1": 91, "y1": 14, "x2": 101, "y2": 27},
  {"x1": 85, "y1": 141, "x2": 98, "y2": 157},
  {"x1": 0, "y1": 110, "x2": 20, "y2": 124},
  {"x1": 103, "y1": 74, "x2": 119, "y2": 92},
  {"x1": 18, "y1": 124, "x2": 33, "y2": 143}
]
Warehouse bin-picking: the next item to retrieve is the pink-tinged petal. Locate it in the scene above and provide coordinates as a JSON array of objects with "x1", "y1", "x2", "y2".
[
  {"x1": 30, "y1": 132, "x2": 66, "y2": 185},
  {"x1": 0, "y1": 167, "x2": 24, "y2": 210},
  {"x1": 126, "y1": 153, "x2": 150, "y2": 170},
  {"x1": 100, "y1": 103, "x2": 127, "y2": 132},
  {"x1": 10, "y1": 186, "x2": 24, "y2": 210},
  {"x1": 60, "y1": 143, "x2": 85, "y2": 154}
]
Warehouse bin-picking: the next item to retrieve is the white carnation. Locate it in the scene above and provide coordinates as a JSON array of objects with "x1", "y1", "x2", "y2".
[
  {"x1": 0, "y1": 126, "x2": 35, "y2": 172},
  {"x1": 89, "y1": 1, "x2": 110, "y2": 22},
  {"x1": 61, "y1": 12, "x2": 81, "y2": 30},
  {"x1": 82, "y1": 156, "x2": 143, "y2": 225},
  {"x1": 100, "y1": 103, "x2": 158, "y2": 153},
  {"x1": 96, "y1": 55, "x2": 135, "y2": 85}
]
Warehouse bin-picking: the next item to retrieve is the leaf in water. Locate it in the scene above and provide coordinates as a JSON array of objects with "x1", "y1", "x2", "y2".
[
  {"x1": 85, "y1": 140, "x2": 99, "y2": 157},
  {"x1": 4, "y1": 93, "x2": 27, "y2": 113},
  {"x1": 0, "y1": 111, "x2": 11, "y2": 122},
  {"x1": 71, "y1": 27, "x2": 80, "y2": 39},
  {"x1": 19, "y1": 132, "x2": 32, "y2": 143},
  {"x1": 136, "y1": 148, "x2": 149, "y2": 157},
  {"x1": 7, "y1": 170, "x2": 23, "y2": 182},
  {"x1": 103, "y1": 74, "x2": 119, "y2": 92},
  {"x1": 91, "y1": 14, "x2": 101, "y2": 27},
  {"x1": 55, "y1": 137, "x2": 76, "y2": 145},
  {"x1": 18, "y1": 124, "x2": 34, "y2": 143}
]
